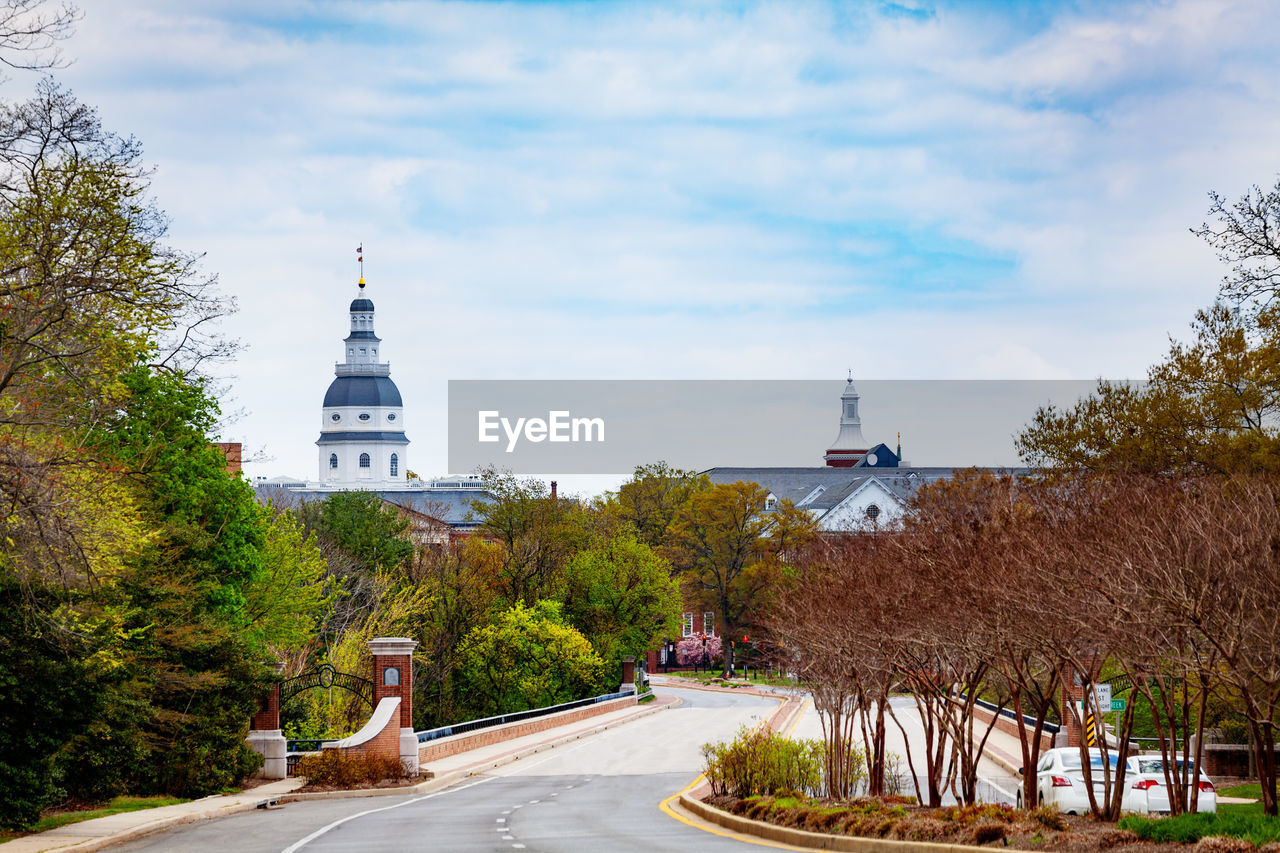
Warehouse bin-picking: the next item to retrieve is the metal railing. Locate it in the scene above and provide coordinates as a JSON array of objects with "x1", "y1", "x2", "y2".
[{"x1": 416, "y1": 687, "x2": 637, "y2": 744}]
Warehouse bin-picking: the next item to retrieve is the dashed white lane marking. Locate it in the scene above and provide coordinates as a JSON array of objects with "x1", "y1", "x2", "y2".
[
  {"x1": 502, "y1": 835, "x2": 514, "y2": 840},
  {"x1": 280, "y1": 776, "x2": 495, "y2": 853},
  {"x1": 496, "y1": 817, "x2": 505, "y2": 822},
  {"x1": 513, "y1": 845, "x2": 526, "y2": 849},
  {"x1": 529, "y1": 799, "x2": 539, "y2": 803}
]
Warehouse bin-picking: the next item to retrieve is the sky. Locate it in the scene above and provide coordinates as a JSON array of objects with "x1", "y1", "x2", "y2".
[{"x1": 22, "y1": 0, "x2": 1280, "y2": 490}]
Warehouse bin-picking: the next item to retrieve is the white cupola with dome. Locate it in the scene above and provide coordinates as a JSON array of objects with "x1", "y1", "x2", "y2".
[
  {"x1": 316, "y1": 275, "x2": 409, "y2": 486},
  {"x1": 824, "y1": 373, "x2": 870, "y2": 467}
]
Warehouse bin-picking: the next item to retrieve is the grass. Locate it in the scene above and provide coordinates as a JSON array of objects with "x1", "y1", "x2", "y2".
[
  {"x1": 1119, "y1": 809, "x2": 1280, "y2": 847},
  {"x1": 1220, "y1": 783, "x2": 1264, "y2": 800},
  {"x1": 664, "y1": 670, "x2": 801, "y2": 688},
  {"x1": 0, "y1": 795, "x2": 187, "y2": 842}
]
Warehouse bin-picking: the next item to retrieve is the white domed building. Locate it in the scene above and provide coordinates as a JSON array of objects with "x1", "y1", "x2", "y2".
[{"x1": 316, "y1": 277, "x2": 410, "y2": 486}]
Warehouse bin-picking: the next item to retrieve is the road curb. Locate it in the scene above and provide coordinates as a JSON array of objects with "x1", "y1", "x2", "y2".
[{"x1": 678, "y1": 794, "x2": 991, "y2": 853}]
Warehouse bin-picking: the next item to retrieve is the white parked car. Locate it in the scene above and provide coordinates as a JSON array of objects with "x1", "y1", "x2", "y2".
[
  {"x1": 1122, "y1": 755, "x2": 1217, "y2": 814},
  {"x1": 1018, "y1": 747, "x2": 1121, "y2": 814}
]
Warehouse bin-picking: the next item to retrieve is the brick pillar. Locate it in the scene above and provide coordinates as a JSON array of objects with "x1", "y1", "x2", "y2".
[
  {"x1": 1059, "y1": 660, "x2": 1101, "y2": 749},
  {"x1": 246, "y1": 662, "x2": 287, "y2": 779},
  {"x1": 621, "y1": 655, "x2": 635, "y2": 692},
  {"x1": 1060, "y1": 664, "x2": 1085, "y2": 747},
  {"x1": 368, "y1": 637, "x2": 419, "y2": 774}
]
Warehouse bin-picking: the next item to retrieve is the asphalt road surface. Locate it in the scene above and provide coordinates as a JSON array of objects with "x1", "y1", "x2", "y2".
[{"x1": 110, "y1": 686, "x2": 780, "y2": 853}]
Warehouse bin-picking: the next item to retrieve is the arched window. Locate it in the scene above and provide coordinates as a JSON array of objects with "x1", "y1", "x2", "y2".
[
  {"x1": 390, "y1": 453, "x2": 399, "y2": 477},
  {"x1": 359, "y1": 453, "x2": 371, "y2": 468},
  {"x1": 329, "y1": 453, "x2": 338, "y2": 469},
  {"x1": 865, "y1": 503, "x2": 881, "y2": 521}
]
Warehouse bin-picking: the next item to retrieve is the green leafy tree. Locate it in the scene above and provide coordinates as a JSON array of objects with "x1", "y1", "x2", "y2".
[
  {"x1": 558, "y1": 526, "x2": 680, "y2": 680},
  {"x1": 87, "y1": 366, "x2": 272, "y2": 797},
  {"x1": 1018, "y1": 303, "x2": 1280, "y2": 474},
  {"x1": 244, "y1": 508, "x2": 334, "y2": 651},
  {"x1": 605, "y1": 461, "x2": 709, "y2": 551},
  {"x1": 666, "y1": 481, "x2": 817, "y2": 677},
  {"x1": 0, "y1": 577, "x2": 101, "y2": 829},
  {"x1": 410, "y1": 536, "x2": 502, "y2": 730},
  {"x1": 471, "y1": 468, "x2": 590, "y2": 607},
  {"x1": 456, "y1": 600, "x2": 605, "y2": 717},
  {"x1": 309, "y1": 491, "x2": 413, "y2": 575}
]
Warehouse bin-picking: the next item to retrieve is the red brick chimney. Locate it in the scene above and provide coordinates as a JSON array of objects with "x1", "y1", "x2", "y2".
[{"x1": 550, "y1": 480, "x2": 557, "y2": 500}]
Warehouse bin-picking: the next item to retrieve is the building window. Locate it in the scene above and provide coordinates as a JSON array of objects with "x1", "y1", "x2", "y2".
[
  {"x1": 358, "y1": 413, "x2": 371, "y2": 421},
  {"x1": 387, "y1": 413, "x2": 396, "y2": 422},
  {"x1": 703, "y1": 612, "x2": 715, "y2": 635},
  {"x1": 682, "y1": 612, "x2": 694, "y2": 637},
  {"x1": 359, "y1": 453, "x2": 371, "y2": 468},
  {"x1": 359, "y1": 347, "x2": 366, "y2": 356},
  {"x1": 329, "y1": 453, "x2": 337, "y2": 469},
  {"x1": 765, "y1": 495, "x2": 777, "y2": 510},
  {"x1": 865, "y1": 503, "x2": 881, "y2": 521},
  {"x1": 390, "y1": 453, "x2": 398, "y2": 477},
  {"x1": 383, "y1": 666, "x2": 400, "y2": 686}
]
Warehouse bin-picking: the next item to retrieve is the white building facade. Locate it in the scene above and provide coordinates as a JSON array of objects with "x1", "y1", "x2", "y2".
[{"x1": 316, "y1": 278, "x2": 409, "y2": 486}]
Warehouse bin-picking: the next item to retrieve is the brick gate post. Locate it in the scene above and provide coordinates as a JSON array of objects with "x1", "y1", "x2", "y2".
[
  {"x1": 368, "y1": 637, "x2": 419, "y2": 773},
  {"x1": 246, "y1": 661, "x2": 287, "y2": 779}
]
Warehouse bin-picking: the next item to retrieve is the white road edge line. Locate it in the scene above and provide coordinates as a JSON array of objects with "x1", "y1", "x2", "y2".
[{"x1": 279, "y1": 776, "x2": 495, "y2": 853}]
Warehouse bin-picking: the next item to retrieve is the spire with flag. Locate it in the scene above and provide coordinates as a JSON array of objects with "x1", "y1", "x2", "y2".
[{"x1": 357, "y1": 244, "x2": 364, "y2": 287}]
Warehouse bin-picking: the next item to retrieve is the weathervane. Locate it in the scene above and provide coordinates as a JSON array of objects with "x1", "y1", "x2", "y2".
[{"x1": 357, "y1": 243, "x2": 365, "y2": 288}]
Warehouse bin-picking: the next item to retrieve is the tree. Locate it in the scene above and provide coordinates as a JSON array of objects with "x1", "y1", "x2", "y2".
[
  {"x1": 1017, "y1": 303, "x2": 1280, "y2": 474},
  {"x1": 1192, "y1": 179, "x2": 1280, "y2": 309},
  {"x1": 455, "y1": 600, "x2": 605, "y2": 717},
  {"x1": 666, "y1": 481, "x2": 817, "y2": 677},
  {"x1": 471, "y1": 468, "x2": 589, "y2": 607},
  {"x1": 558, "y1": 527, "x2": 681, "y2": 678},
  {"x1": 244, "y1": 508, "x2": 334, "y2": 652},
  {"x1": 606, "y1": 461, "x2": 709, "y2": 551},
  {"x1": 86, "y1": 366, "x2": 273, "y2": 797}
]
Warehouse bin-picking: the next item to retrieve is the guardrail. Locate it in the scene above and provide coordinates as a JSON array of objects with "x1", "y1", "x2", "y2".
[{"x1": 416, "y1": 687, "x2": 637, "y2": 744}]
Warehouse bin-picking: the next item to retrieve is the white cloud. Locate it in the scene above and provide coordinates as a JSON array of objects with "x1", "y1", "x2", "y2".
[{"x1": 35, "y1": 0, "x2": 1280, "y2": 483}]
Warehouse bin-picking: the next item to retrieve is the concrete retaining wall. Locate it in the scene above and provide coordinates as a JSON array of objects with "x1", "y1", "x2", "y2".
[
  {"x1": 971, "y1": 703, "x2": 1055, "y2": 755},
  {"x1": 418, "y1": 694, "x2": 638, "y2": 764}
]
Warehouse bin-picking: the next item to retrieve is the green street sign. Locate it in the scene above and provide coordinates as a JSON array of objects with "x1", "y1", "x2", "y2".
[{"x1": 1111, "y1": 699, "x2": 1126, "y2": 712}]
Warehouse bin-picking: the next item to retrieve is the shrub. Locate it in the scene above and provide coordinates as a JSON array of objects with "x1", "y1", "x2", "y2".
[
  {"x1": 1031, "y1": 804, "x2": 1067, "y2": 831},
  {"x1": 701, "y1": 726, "x2": 823, "y2": 798},
  {"x1": 1195, "y1": 837, "x2": 1256, "y2": 853},
  {"x1": 295, "y1": 750, "x2": 412, "y2": 787},
  {"x1": 971, "y1": 822, "x2": 1007, "y2": 845}
]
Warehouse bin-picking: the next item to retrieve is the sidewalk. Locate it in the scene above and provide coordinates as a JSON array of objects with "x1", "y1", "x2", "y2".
[
  {"x1": 2, "y1": 778, "x2": 306, "y2": 853},
  {"x1": 4, "y1": 694, "x2": 680, "y2": 853}
]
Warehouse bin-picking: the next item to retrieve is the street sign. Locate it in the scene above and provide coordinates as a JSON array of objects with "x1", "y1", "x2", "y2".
[
  {"x1": 1111, "y1": 698, "x2": 1126, "y2": 712},
  {"x1": 1092, "y1": 683, "x2": 1112, "y2": 709}
]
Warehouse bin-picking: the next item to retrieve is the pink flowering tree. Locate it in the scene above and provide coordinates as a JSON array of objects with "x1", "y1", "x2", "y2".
[{"x1": 676, "y1": 634, "x2": 722, "y2": 667}]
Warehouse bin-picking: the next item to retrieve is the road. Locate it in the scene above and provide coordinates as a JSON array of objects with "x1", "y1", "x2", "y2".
[{"x1": 110, "y1": 686, "x2": 780, "y2": 853}]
